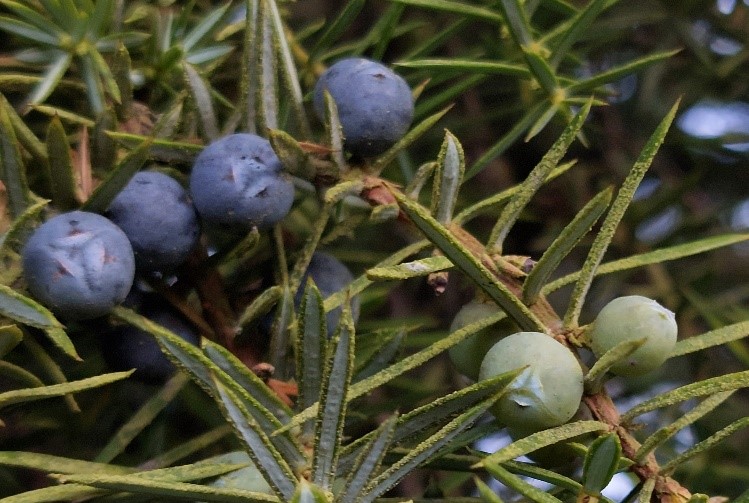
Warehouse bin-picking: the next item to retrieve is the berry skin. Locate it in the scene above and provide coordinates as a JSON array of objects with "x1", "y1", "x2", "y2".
[
  {"x1": 296, "y1": 252, "x2": 360, "y2": 337},
  {"x1": 22, "y1": 211, "x2": 135, "y2": 320},
  {"x1": 589, "y1": 295, "x2": 677, "y2": 376},
  {"x1": 447, "y1": 300, "x2": 518, "y2": 381},
  {"x1": 190, "y1": 134, "x2": 294, "y2": 229},
  {"x1": 478, "y1": 332, "x2": 584, "y2": 431},
  {"x1": 313, "y1": 58, "x2": 414, "y2": 158},
  {"x1": 106, "y1": 171, "x2": 200, "y2": 272},
  {"x1": 103, "y1": 301, "x2": 199, "y2": 383}
]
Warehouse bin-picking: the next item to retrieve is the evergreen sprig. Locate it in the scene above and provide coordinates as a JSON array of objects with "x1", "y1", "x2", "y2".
[{"x1": 0, "y1": 1, "x2": 747, "y2": 502}]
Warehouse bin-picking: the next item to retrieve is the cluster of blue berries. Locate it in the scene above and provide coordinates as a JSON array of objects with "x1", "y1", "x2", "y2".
[
  {"x1": 22, "y1": 171, "x2": 201, "y2": 321},
  {"x1": 22, "y1": 131, "x2": 299, "y2": 318},
  {"x1": 21, "y1": 135, "x2": 292, "y2": 379},
  {"x1": 20, "y1": 56, "x2": 409, "y2": 380}
]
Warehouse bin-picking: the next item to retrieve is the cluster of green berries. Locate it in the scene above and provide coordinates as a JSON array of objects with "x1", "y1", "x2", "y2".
[
  {"x1": 450, "y1": 295, "x2": 677, "y2": 433},
  {"x1": 20, "y1": 57, "x2": 409, "y2": 378}
]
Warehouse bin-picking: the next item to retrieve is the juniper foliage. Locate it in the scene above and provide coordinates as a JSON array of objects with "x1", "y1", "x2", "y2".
[{"x1": 0, "y1": 1, "x2": 748, "y2": 502}]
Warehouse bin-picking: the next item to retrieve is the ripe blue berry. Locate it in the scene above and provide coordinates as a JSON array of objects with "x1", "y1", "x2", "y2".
[
  {"x1": 296, "y1": 252, "x2": 360, "y2": 337},
  {"x1": 103, "y1": 301, "x2": 199, "y2": 383},
  {"x1": 22, "y1": 211, "x2": 135, "y2": 320},
  {"x1": 478, "y1": 332, "x2": 583, "y2": 431},
  {"x1": 190, "y1": 134, "x2": 294, "y2": 229},
  {"x1": 313, "y1": 58, "x2": 414, "y2": 158},
  {"x1": 448, "y1": 300, "x2": 518, "y2": 381},
  {"x1": 106, "y1": 171, "x2": 200, "y2": 272},
  {"x1": 589, "y1": 295, "x2": 678, "y2": 376}
]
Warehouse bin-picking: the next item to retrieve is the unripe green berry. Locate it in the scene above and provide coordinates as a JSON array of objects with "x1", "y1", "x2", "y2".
[
  {"x1": 448, "y1": 300, "x2": 518, "y2": 381},
  {"x1": 478, "y1": 332, "x2": 584, "y2": 431},
  {"x1": 589, "y1": 295, "x2": 677, "y2": 376}
]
